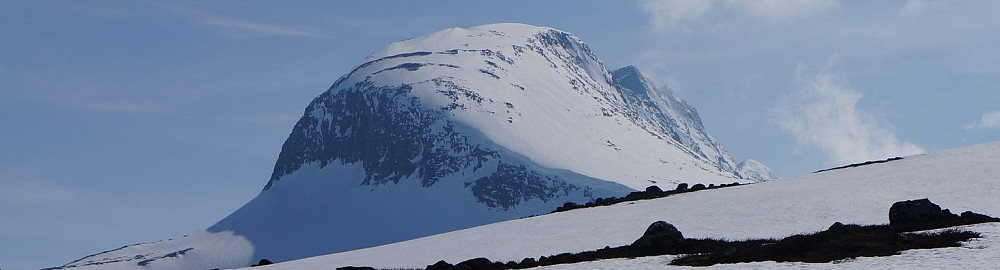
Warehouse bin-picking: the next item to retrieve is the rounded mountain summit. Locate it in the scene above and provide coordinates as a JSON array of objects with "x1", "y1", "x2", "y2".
[{"x1": 53, "y1": 23, "x2": 774, "y2": 270}]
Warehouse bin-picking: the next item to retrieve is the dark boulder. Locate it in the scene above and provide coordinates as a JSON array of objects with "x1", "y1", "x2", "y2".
[
  {"x1": 961, "y1": 211, "x2": 989, "y2": 219},
  {"x1": 250, "y1": 259, "x2": 273, "y2": 267},
  {"x1": 960, "y1": 211, "x2": 1000, "y2": 223},
  {"x1": 556, "y1": 201, "x2": 579, "y2": 212},
  {"x1": 675, "y1": 183, "x2": 689, "y2": 191},
  {"x1": 625, "y1": 191, "x2": 645, "y2": 200},
  {"x1": 631, "y1": 221, "x2": 684, "y2": 249},
  {"x1": 827, "y1": 221, "x2": 861, "y2": 231},
  {"x1": 889, "y1": 198, "x2": 958, "y2": 225},
  {"x1": 828, "y1": 221, "x2": 845, "y2": 230},
  {"x1": 518, "y1": 257, "x2": 537, "y2": 267},
  {"x1": 455, "y1": 257, "x2": 493, "y2": 269},
  {"x1": 426, "y1": 260, "x2": 454, "y2": 270},
  {"x1": 690, "y1": 183, "x2": 706, "y2": 191},
  {"x1": 546, "y1": 253, "x2": 574, "y2": 265},
  {"x1": 645, "y1": 185, "x2": 664, "y2": 194}
]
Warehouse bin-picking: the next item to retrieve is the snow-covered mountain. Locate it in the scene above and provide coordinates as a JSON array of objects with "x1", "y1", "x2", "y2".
[
  {"x1": 737, "y1": 159, "x2": 778, "y2": 181},
  {"x1": 246, "y1": 141, "x2": 1000, "y2": 270},
  {"x1": 52, "y1": 23, "x2": 771, "y2": 270}
]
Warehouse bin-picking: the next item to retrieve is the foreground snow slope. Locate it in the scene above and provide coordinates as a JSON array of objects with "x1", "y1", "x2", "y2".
[{"x1": 251, "y1": 141, "x2": 1000, "y2": 269}]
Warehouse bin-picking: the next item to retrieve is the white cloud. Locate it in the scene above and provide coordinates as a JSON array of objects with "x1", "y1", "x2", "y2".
[
  {"x1": 898, "y1": 0, "x2": 953, "y2": 17},
  {"x1": 46, "y1": 94, "x2": 163, "y2": 113},
  {"x1": 967, "y1": 110, "x2": 1000, "y2": 130},
  {"x1": 197, "y1": 16, "x2": 327, "y2": 38},
  {"x1": 899, "y1": 0, "x2": 930, "y2": 16},
  {"x1": 724, "y1": 0, "x2": 839, "y2": 23},
  {"x1": 83, "y1": 101, "x2": 162, "y2": 113},
  {"x1": 155, "y1": 3, "x2": 326, "y2": 38},
  {"x1": 776, "y1": 67, "x2": 924, "y2": 165},
  {"x1": 639, "y1": 0, "x2": 838, "y2": 31},
  {"x1": 639, "y1": 0, "x2": 712, "y2": 32},
  {"x1": 0, "y1": 181, "x2": 79, "y2": 207}
]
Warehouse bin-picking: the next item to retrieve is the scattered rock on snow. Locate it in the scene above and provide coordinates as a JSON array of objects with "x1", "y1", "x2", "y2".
[
  {"x1": 888, "y1": 198, "x2": 957, "y2": 225},
  {"x1": 250, "y1": 259, "x2": 273, "y2": 267},
  {"x1": 335, "y1": 266, "x2": 375, "y2": 270},
  {"x1": 426, "y1": 260, "x2": 454, "y2": 270},
  {"x1": 632, "y1": 221, "x2": 684, "y2": 249},
  {"x1": 455, "y1": 257, "x2": 493, "y2": 269}
]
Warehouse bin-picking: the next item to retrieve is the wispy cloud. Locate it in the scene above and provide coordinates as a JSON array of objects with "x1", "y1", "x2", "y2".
[
  {"x1": 0, "y1": 180, "x2": 79, "y2": 207},
  {"x1": 81, "y1": 100, "x2": 162, "y2": 113},
  {"x1": 46, "y1": 94, "x2": 163, "y2": 113},
  {"x1": 639, "y1": 0, "x2": 712, "y2": 32},
  {"x1": 898, "y1": 0, "x2": 945, "y2": 17},
  {"x1": 966, "y1": 110, "x2": 1000, "y2": 130},
  {"x1": 195, "y1": 15, "x2": 326, "y2": 38},
  {"x1": 775, "y1": 66, "x2": 924, "y2": 164},
  {"x1": 639, "y1": 0, "x2": 839, "y2": 32},
  {"x1": 724, "y1": 0, "x2": 839, "y2": 23},
  {"x1": 155, "y1": 3, "x2": 326, "y2": 38}
]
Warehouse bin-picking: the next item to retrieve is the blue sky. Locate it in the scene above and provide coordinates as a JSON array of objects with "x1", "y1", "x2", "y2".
[{"x1": 2, "y1": 1, "x2": 999, "y2": 269}]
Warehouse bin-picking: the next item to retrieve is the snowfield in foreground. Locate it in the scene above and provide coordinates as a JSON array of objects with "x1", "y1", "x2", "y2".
[{"x1": 248, "y1": 141, "x2": 1000, "y2": 269}]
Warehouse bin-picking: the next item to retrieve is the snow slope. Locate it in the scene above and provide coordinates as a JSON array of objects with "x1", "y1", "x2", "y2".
[
  {"x1": 249, "y1": 141, "x2": 1000, "y2": 269},
  {"x1": 52, "y1": 23, "x2": 771, "y2": 270}
]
